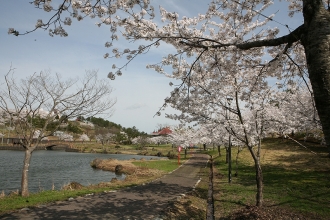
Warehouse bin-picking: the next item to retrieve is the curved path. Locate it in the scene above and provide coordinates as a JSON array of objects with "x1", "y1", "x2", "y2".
[{"x1": 1, "y1": 154, "x2": 209, "y2": 220}]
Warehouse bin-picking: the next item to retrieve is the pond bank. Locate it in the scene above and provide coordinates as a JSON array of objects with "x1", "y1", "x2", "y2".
[
  {"x1": 0, "y1": 150, "x2": 160, "y2": 194},
  {"x1": 0, "y1": 154, "x2": 209, "y2": 219}
]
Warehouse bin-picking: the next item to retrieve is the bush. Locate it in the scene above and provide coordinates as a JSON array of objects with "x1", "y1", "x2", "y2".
[
  {"x1": 167, "y1": 151, "x2": 176, "y2": 159},
  {"x1": 136, "y1": 146, "x2": 146, "y2": 150},
  {"x1": 90, "y1": 158, "x2": 102, "y2": 168},
  {"x1": 62, "y1": 181, "x2": 83, "y2": 190}
]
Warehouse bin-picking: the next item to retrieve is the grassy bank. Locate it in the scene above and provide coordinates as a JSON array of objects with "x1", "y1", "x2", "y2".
[
  {"x1": 67, "y1": 142, "x2": 181, "y2": 156},
  {"x1": 210, "y1": 138, "x2": 330, "y2": 219},
  {"x1": 132, "y1": 159, "x2": 186, "y2": 172},
  {"x1": 164, "y1": 138, "x2": 330, "y2": 219}
]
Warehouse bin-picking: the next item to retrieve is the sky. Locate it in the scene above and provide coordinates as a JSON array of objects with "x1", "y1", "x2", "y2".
[{"x1": 0, "y1": 1, "x2": 302, "y2": 133}]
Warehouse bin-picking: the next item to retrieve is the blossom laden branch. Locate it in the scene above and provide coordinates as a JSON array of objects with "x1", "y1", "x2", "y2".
[{"x1": 178, "y1": 24, "x2": 304, "y2": 51}]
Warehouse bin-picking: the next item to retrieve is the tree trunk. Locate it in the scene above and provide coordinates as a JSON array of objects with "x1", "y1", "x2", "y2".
[
  {"x1": 255, "y1": 161, "x2": 263, "y2": 207},
  {"x1": 21, "y1": 148, "x2": 33, "y2": 197},
  {"x1": 234, "y1": 147, "x2": 241, "y2": 177},
  {"x1": 217, "y1": 145, "x2": 221, "y2": 156},
  {"x1": 246, "y1": 144, "x2": 263, "y2": 206},
  {"x1": 302, "y1": 1, "x2": 330, "y2": 156},
  {"x1": 228, "y1": 136, "x2": 232, "y2": 183}
]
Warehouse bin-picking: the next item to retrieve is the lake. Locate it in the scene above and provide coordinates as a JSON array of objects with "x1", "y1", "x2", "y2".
[{"x1": 0, "y1": 150, "x2": 159, "y2": 194}]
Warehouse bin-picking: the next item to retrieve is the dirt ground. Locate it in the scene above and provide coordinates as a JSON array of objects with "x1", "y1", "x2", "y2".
[
  {"x1": 0, "y1": 154, "x2": 210, "y2": 220},
  {"x1": 222, "y1": 205, "x2": 327, "y2": 220}
]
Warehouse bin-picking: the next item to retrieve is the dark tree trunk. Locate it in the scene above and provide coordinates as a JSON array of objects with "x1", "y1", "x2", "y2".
[
  {"x1": 255, "y1": 161, "x2": 263, "y2": 207},
  {"x1": 234, "y1": 147, "x2": 241, "y2": 177},
  {"x1": 302, "y1": 0, "x2": 330, "y2": 156},
  {"x1": 228, "y1": 136, "x2": 232, "y2": 183}
]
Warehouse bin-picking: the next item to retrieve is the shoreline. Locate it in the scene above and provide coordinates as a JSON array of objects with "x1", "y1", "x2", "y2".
[{"x1": 0, "y1": 146, "x2": 178, "y2": 158}]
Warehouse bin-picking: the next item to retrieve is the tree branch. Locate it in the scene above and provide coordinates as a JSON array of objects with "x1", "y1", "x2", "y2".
[
  {"x1": 180, "y1": 24, "x2": 305, "y2": 51},
  {"x1": 236, "y1": 25, "x2": 304, "y2": 50}
]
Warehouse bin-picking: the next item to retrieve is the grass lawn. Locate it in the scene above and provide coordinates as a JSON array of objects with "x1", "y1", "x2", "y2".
[
  {"x1": 210, "y1": 138, "x2": 330, "y2": 219},
  {"x1": 132, "y1": 158, "x2": 188, "y2": 172}
]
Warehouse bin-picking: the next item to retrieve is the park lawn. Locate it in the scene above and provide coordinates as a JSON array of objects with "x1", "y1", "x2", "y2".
[
  {"x1": 210, "y1": 138, "x2": 330, "y2": 219},
  {"x1": 132, "y1": 157, "x2": 188, "y2": 172}
]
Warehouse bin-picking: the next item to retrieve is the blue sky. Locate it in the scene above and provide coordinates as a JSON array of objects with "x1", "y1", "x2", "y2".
[
  {"x1": 0, "y1": 1, "x2": 302, "y2": 133},
  {"x1": 0, "y1": 1, "x2": 196, "y2": 133}
]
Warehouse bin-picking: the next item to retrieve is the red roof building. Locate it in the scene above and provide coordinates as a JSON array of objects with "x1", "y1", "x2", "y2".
[{"x1": 151, "y1": 127, "x2": 172, "y2": 136}]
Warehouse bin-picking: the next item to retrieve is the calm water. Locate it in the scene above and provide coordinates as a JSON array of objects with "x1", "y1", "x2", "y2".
[{"x1": 0, "y1": 150, "x2": 158, "y2": 194}]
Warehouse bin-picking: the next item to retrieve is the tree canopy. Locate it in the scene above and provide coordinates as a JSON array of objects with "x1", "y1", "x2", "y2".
[
  {"x1": 87, "y1": 116, "x2": 122, "y2": 129},
  {"x1": 9, "y1": 0, "x2": 329, "y2": 151}
]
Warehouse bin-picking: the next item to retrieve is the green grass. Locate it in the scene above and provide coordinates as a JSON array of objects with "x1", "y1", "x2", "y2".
[
  {"x1": 132, "y1": 158, "x2": 187, "y2": 172},
  {"x1": 210, "y1": 138, "x2": 330, "y2": 218},
  {"x1": 146, "y1": 144, "x2": 173, "y2": 148},
  {"x1": 69, "y1": 143, "x2": 176, "y2": 156},
  {"x1": 0, "y1": 186, "x2": 119, "y2": 214},
  {"x1": 263, "y1": 166, "x2": 330, "y2": 215}
]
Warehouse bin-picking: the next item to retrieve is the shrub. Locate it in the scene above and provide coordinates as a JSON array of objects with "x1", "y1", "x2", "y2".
[{"x1": 167, "y1": 151, "x2": 176, "y2": 159}]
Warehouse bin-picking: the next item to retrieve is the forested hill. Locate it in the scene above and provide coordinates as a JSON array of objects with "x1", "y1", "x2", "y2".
[{"x1": 79, "y1": 116, "x2": 147, "y2": 137}]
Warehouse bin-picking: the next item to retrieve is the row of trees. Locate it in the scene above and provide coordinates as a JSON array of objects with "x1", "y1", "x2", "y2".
[
  {"x1": 13, "y1": 0, "x2": 330, "y2": 155},
  {"x1": 81, "y1": 116, "x2": 147, "y2": 144},
  {"x1": 8, "y1": 0, "x2": 330, "y2": 208},
  {"x1": 163, "y1": 80, "x2": 321, "y2": 206}
]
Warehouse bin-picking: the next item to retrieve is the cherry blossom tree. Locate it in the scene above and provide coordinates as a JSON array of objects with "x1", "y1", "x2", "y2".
[
  {"x1": 0, "y1": 68, "x2": 116, "y2": 197},
  {"x1": 53, "y1": 131, "x2": 74, "y2": 141},
  {"x1": 167, "y1": 126, "x2": 195, "y2": 149},
  {"x1": 58, "y1": 132, "x2": 74, "y2": 141},
  {"x1": 78, "y1": 133, "x2": 90, "y2": 142},
  {"x1": 201, "y1": 123, "x2": 227, "y2": 157},
  {"x1": 8, "y1": 0, "x2": 330, "y2": 155},
  {"x1": 276, "y1": 84, "x2": 321, "y2": 140},
  {"x1": 131, "y1": 135, "x2": 149, "y2": 148},
  {"x1": 163, "y1": 56, "x2": 308, "y2": 206},
  {"x1": 149, "y1": 135, "x2": 170, "y2": 145},
  {"x1": 95, "y1": 132, "x2": 115, "y2": 145}
]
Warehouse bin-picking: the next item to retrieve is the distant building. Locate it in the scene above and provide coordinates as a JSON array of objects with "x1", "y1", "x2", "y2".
[
  {"x1": 150, "y1": 127, "x2": 172, "y2": 136},
  {"x1": 79, "y1": 120, "x2": 95, "y2": 128}
]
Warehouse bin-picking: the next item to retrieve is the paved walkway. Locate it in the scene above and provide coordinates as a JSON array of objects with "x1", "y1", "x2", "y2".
[{"x1": 1, "y1": 154, "x2": 209, "y2": 220}]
